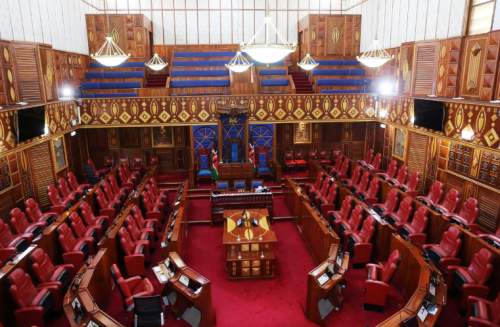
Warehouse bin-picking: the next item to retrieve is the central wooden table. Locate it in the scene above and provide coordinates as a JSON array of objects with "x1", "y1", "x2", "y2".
[{"x1": 222, "y1": 209, "x2": 277, "y2": 280}]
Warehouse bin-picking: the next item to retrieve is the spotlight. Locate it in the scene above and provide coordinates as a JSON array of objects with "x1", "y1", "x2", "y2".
[
  {"x1": 380, "y1": 82, "x2": 392, "y2": 93},
  {"x1": 410, "y1": 116, "x2": 415, "y2": 124},
  {"x1": 63, "y1": 88, "x2": 72, "y2": 97},
  {"x1": 70, "y1": 131, "x2": 76, "y2": 137},
  {"x1": 379, "y1": 109, "x2": 387, "y2": 118},
  {"x1": 44, "y1": 125, "x2": 49, "y2": 135},
  {"x1": 461, "y1": 129, "x2": 474, "y2": 141},
  {"x1": 380, "y1": 123, "x2": 386, "y2": 128}
]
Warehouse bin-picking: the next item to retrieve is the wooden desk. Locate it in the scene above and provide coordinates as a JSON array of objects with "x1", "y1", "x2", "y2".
[
  {"x1": 219, "y1": 162, "x2": 254, "y2": 188},
  {"x1": 154, "y1": 252, "x2": 213, "y2": 327},
  {"x1": 210, "y1": 190, "x2": 273, "y2": 227},
  {"x1": 305, "y1": 244, "x2": 350, "y2": 326},
  {"x1": 302, "y1": 202, "x2": 340, "y2": 264},
  {"x1": 0, "y1": 245, "x2": 38, "y2": 326},
  {"x1": 223, "y1": 209, "x2": 276, "y2": 280},
  {"x1": 161, "y1": 206, "x2": 188, "y2": 259},
  {"x1": 379, "y1": 235, "x2": 447, "y2": 327},
  {"x1": 63, "y1": 288, "x2": 122, "y2": 327},
  {"x1": 284, "y1": 177, "x2": 308, "y2": 225},
  {"x1": 97, "y1": 205, "x2": 133, "y2": 268},
  {"x1": 128, "y1": 164, "x2": 159, "y2": 207},
  {"x1": 172, "y1": 179, "x2": 189, "y2": 211}
]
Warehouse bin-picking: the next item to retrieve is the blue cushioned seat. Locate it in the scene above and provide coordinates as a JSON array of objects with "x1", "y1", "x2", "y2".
[
  {"x1": 104, "y1": 71, "x2": 144, "y2": 78},
  {"x1": 234, "y1": 181, "x2": 246, "y2": 190},
  {"x1": 80, "y1": 82, "x2": 100, "y2": 89},
  {"x1": 262, "y1": 79, "x2": 288, "y2": 86},
  {"x1": 258, "y1": 167, "x2": 272, "y2": 173},
  {"x1": 355, "y1": 78, "x2": 372, "y2": 86},
  {"x1": 85, "y1": 94, "x2": 95, "y2": 98},
  {"x1": 316, "y1": 60, "x2": 344, "y2": 66},
  {"x1": 252, "y1": 180, "x2": 264, "y2": 188},
  {"x1": 211, "y1": 70, "x2": 229, "y2": 76},
  {"x1": 94, "y1": 93, "x2": 139, "y2": 97},
  {"x1": 262, "y1": 91, "x2": 271, "y2": 94},
  {"x1": 200, "y1": 155, "x2": 209, "y2": 169},
  {"x1": 171, "y1": 93, "x2": 178, "y2": 96},
  {"x1": 222, "y1": 92, "x2": 230, "y2": 94},
  {"x1": 210, "y1": 52, "x2": 238, "y2": 57},
  {"x1": 321, "y1": 90, "x2": 364, "y2": 94},
  {"x1": 316, "y1": 79, "x2": 355, "y2": 86},
  {"x1": 90, "y1": 62, "x2": 146, "y2": 68},
  {"x1": 260, "y1": 69, "x2": 287, "y2": 76},
  {"x1": 99, "y1": 82, "x2": 141, "y2": 89},
  {"x1": 172, "y1": 61, "x2": 211, "y2": 67},
  {"x1": 191, "y1": 93, "x2": 199, "y2": 95},
  {"x1": 283, "y1": 91, "x2": 290, "y2": 94},
  {"x1": 248, "y1": 60, "x2": 284, "y2": 66},
  {"x1": 217, "y1": 182, "x2": 228, "y2": 190},
  {"x1": 212, "y1": 80, "x2": 230, "y2": 87},
  {"x1": 343, "y1": 60, "x2": 360, "y2": 65},
  {"x1": 180, "y1": 93, "x2": 188, "y2": 95},
  {"x1": 273, "y1": 91, "x2": 281, "y2": 94},
  {"x1": 171, "y1": 80, "x2": 211, "y2": 88},
  {"x1": 210, "y1": 60, "x2": 231, "y2": 66},
  {"x1": 198, "y1": 170, "x2": 212, "y2": 176},
  {"x1": 211, "y1": 92, "x2": 219, "y2": 95},
  {"x1": 85, "y1": 72, "x2": 104, "y2": 79},
  {"x1": 171, "y1": 70, "x2": 211, "y2": 77},
  {"x1": 348, "y1": 69, "x2": 366, "y2": 75},
  {"x1": 312, "y1": 69, "x2": 349, "y2": 76},
  {"x1": 201, "y1": 92, "x2": 209, "y2": 95},
  {"x1": 174, "y1": 52, "x2": 211, "y2": 58}
]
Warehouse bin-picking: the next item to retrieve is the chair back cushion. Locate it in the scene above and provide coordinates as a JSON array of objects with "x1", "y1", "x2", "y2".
[
  {"x1": 230, "y1": 143, "x2": 239, "y2": 163},
  {"x1": 396, "y1": 197, "x2": 414, "y2": 221},
  {"x1": 58, "y1": 178, "x2": 72, "y2": 198},
  {"x1": 25, "y1": 198, "x2": 44, "y2": 223},
  {"x1": 10, "y1": 208, "x2": 31, "y2": 235},
  {"x1": 200, "y1": 154, "x2": 209, "y2": 169},
  {"x1": 364, "y1": 149, "x2": 374, "y2": 164},
  {"x1": 284, "y1": 152, "x2": 294, "y2": 161},
  {"x1": 359, "y1": 215, "x2": 375, "y2": 243},
  {"x1": 31, "y1": 249, "x2": 55, "y2": 283},
  {"x1": 467, "y1": 248, "x2": 494, "y2": 285},
  {"x1": 217, "y1": 182, "x2": 228, "y2": 190},
  {"x1": 371, "y1": 153, "x2": 381, "y2": 170},
  {"x1": 252, "y1": 180, "x2": 263, "y2": 188},
  {"x1": 319, "y1": 150, "x2": 327, "y2": 158},
  {"x1": 405, "y1": 171, "x2": 420, "y2": 190},
  {"x1": 350, "y1": 166, "x2": 362, "y2": 184},
  {"x1": 441, "y1": 189, "x2": 461, "y2": 213},
  {"x1": 439, "y1": 226, "x2": 462, "y2": 258},
  {"x1": 348, "y1": 205, "x2": 364, "y2": 230},
  {"x1": 458, "y1": 198, "x2": 479, "y2": 224},
  {"x1": 395, "y1": 166, "x2": 408, "y2": 184},
  {"x1": 119, "y1": 227, "x2": 135, "y2": 255},
  {"x1": 411, "y1": 207, "x2": 429, "y2": 233},
  {"x1": 309, "y1": 150, "x2": 317, "y2": 159},
  {"x1": 259, "y1": 152, "x2": 267, "y2": 167},
  {"x1": 428, "y1": 182, "x2": 444, "y2": 203},
  {"x1": 339, "y1": 196, "x2": 353, "y2": 219},
  {"x1": 358, "y1": 172, "x2": 371, "y2": 191},
  {"x1": 9, "y1": 269, "x2": 38, "y2": 308},
  {"x1": 380, "y1": 250, "x2": 401, "y2": 283},
  {"x1": 0, "y1": 220, "x2": 15, "y2": 246},
  {"x1": 386, "y1": 160, "x2": 398, "y2": 179},
  {"x1": 58, "y1": 223, "x2": 77, "y2": 252},
  {"x1": 67, "y1": 172, "x2": 80, "y2": 191},
  {"x1": 366, "y1": 178, "x2": 380, "y2": 198},
  {"x1": 234, "y1": 181, "x2": 245, "y2": 189}
]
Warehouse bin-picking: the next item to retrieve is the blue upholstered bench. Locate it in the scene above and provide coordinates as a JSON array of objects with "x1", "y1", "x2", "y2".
[
  {"x1": 170, "y1": 70, "x2": 229, "y2": 77},
  {"x1": 262, "y1": 79, "x2": 289, "y2": 86},
  {"x1": 85, "y1": 93, "x2": 138, "y2": 98},
  {"x1": 89, "y1": 62, "x2": 146, "y2": 68},
  {"x1": 171, "y1": 59, "x2": 284, "y2": 67},
  {"x1": 260, "y1": 69, "x2": 287, "y2": 76},
  {"x1": 173, "y1": 51, "x2": 251, "y2": 58},
  {"x1": 170, "y1": 80, "x2": 230, "y2": 88},
  {"x1": 80, "y1": 81, "x2": 141, "y2": 89},
  {"x1": 172, "y1": 61, "x2": 211, "y2": 67},
  {"x1": 316, "y1": 79, "x2": 371, "y2": 86},
  {"x1": 312, "y1": 69, "x2": 366, "y2": 76},
  {"x1": 321, "y1": 90, "x2": 364, "y2": 94},
  {"x1": 85, "y1": 71, "x2": 145, "y2": 79},
  {"x1": 316, "y1": 60, "x2": 360, "y2": 66}
]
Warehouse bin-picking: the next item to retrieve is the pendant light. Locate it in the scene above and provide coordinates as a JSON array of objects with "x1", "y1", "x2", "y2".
[
  {"x1": 90, "y1": 1, "x2": 130, "y2": 67},
  {"x1": 356, "y1": 0, "x2": 393, "y2": 68},
  {"x1": 298, "y1": 54, "x2": 319, "y2": 71},
  {"x1": 146, "y1": 53, "x2": 168, "y2": 71},
  {"x1": 240, "y1": 0, "x2": 296, "y2": 64}
]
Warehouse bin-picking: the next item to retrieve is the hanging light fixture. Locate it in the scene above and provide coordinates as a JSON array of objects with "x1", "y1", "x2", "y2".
[
  {"x1": 356, "y1": 0, "x2": 393, "y2": 68},
  {"x1": 240, "y1": 0, "x2": 296, "y2": 64},
  {"x1": 90, "y1": 1, "x2": 130, "y2": 67},
  {"x1": 226, "y1": 50, "x2": 253, "y2": 73},
  {"x1": 146, "y1": 53, "x2": 168, "y2": 71},
  {"x1": 298, "y1": 54, "x2": 318, "y2": 71}
]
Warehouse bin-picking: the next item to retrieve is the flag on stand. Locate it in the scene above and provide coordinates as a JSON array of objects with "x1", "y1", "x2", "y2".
[
  {"x1": 211, "y1": 135, "x2": 219, "y2": 181},
  {"x1": 249, "y1": 127, "x2": 256, "y2": 173}
]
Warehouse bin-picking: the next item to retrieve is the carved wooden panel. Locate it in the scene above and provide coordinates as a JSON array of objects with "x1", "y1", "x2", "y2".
[
  {"x1": 11, "y1": 44, "x2": 44, "y2": 103},
  {"x1": 108, "y1": 128, "x2": 120, "y2": 148},
  {"x1": 411, "y1": 42, "x2": 439, "y2": 96},
  {"x1": 398, "y1": 43, "x2": 415, "y2": 96},
  {"x1": 30, "y1": 142, "x2": 55, "y2": 207},
  {"x1": 436, "y1": 37, "x2": 462, "y2": 98},
  {"x1": 0, "y1": 42, "x2": 19, "y2": 105},
  {"x1": 477, "y1": 187, "x2": 500, "y2": 233},
  {"x1": 39, "y1": 46, "x2": 59, "y2": 102}
]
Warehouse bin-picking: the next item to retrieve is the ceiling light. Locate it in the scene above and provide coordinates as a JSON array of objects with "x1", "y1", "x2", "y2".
[
  {"x1": 462, "y1": 129, "x2": 474, "y2": 141},
  {"x1": 298, "y1": 54, "x2": 318, "y2": 71},
  {"x1": 146, "y1": 53, "x2": 168, "y2": 71},
  {"x1": 63, "y1": 87, "x2": 72, "y2": 97},
  {"x1": 380, "y1": 82, "x2": 392, "y2": 93},
  {"x1": 240, "y1": 1, "x2": 296, "y2": 64},
  {"x1": 226, "y1": 51, "x2": 253, "y2": 73},
  {"x1": 380, "y1": 123, "x2": 386, "y2": 128}
]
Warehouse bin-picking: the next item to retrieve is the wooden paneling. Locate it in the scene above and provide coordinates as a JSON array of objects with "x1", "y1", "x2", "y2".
[
  {"x1": 30, "y1": 142, "x2": 55, "y2": 207},
  {"x1": 411, "y1": 42, "x2": 439, "y2": 96},
  {"x1": 436, "y1": 38, "x2": 463, "y2": 98},
  {"x1": 407, "y1": 132, "x2": 428, "y2": 193},
  {"x1": 11, "y1": 43, "x2": 44, "y2": 103},
  {"x1": 398, "y1": 43, "x2": 415, "y2": 96}
]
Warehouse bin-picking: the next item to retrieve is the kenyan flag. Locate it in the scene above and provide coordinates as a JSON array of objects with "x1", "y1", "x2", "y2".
[
  {"x1": 249, "y1": 127, "x2": 256, "y2": 173},
  {"x1": 211, "y1": 135, "x2": 219, "y2": 181}
]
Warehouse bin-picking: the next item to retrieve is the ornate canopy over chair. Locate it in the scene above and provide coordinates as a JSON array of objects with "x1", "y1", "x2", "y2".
[
  {"x1": 256, "y1": 146, "x2": 273, "y2": 179},
  {"x1": 196, "y1": 148, "x2": 213, "y2": 185},
  {"x1": 225, "y1": 137, "x2": 244, "y2": 163}
]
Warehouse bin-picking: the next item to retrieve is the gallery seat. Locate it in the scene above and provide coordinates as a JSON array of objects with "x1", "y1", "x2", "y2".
[
  {"x1": 119, "y1": 227, "x2": 151, "y2": 277},
  {"x1": 95, "y1": 188, "x2": 118, "y2": 221},
  {"x1": 398, "y1": 206, "x2": 429, "y2": 247},
  {"x1": 363, "y1": 153, "x2": 381, "y2": 172},
  {"x1": 110, "y1": 264, "x2": 155, "y2": 311},
  {"x1": 328, "y1": 196, "x2": 353, "y2": 225},
  {"x1": 433, "y1": 189, "x2": 460, "y2": 214},
  {"x1": 387, "y1": 165, "x2": 408, "y2": 187},
  {"x1": 315, "y1": 182, "x2": 338, "y2": 217},
  {"x1": 125, "y1": 215, "x2": 155, "y2": 251},
  {"x1": 357, "y1": 149, "x2": 374, "y2": 167},
  {"x1": 57, "y1": 223, "x2": 90, "y2": 271},
  {"x1": 466, "y1": 292, "x2": 500, "y2": 327},
  {"x1": 109, "y1": 174, "x2": 130, "y2": 196},
  {"x1": 343, "y1": 166, "x2": 362, "y2": 189},
  {"x1": 355, "y1": 177, "x2": 380, "y2": 205},
  {"x1": 350, "y1": 172, "x2": 370, "y2": 193},
  {"x1": 67, "y1": 172, "x2": 92, "y2": 193},
  {"x1": 79, "y1": 201, "x2": 109, "y2": 230},
  {"x1": 423, "y1": 226, "x2": 462, "y2": 274},
  {"x1": 132, "y1": 204, "x2": 160, "y2": 234},
  {"x1": 345, "y1": 215, "x2": 375, "y2": 268},
  {"x1": 0, "y1": 220, "x2": 31, "y2": 252},
  {"x1": 416, "y1": 181, "x2": 444, "y2": 206},
  {"x1": 46, "y1": 184, "x2": 72, "y2": 214},
  {"x1": 30, "y1": 248, "x2": 75, "y2": 296},
  {"x1": 384, "y1": 197, "x2": 414, "y2": 227},
  {"x1": 372, "y1": 189, "x2": 400, "y2": 216},
  {"x1": 377, "y1": 160, "x2": 398, "y2": 181},
  {"x1": 334, "y1": 205, "x2": 364, "y2": 240},
  {"x1": 87, "y1": 159, "x2": 108, "y2": 178},
  {"x1": 443, "y1": 198, "x2": 480, "y2": 233},
  {"x1": 69, "y1": 212, "x2": 101, "y2": 244},
  {"x1": 326, "y1": 155, "x2": 343, "y2": 175},
  {"x1": 284, "y1": 151, "x2": 296, "y2": 171},
  {"x1": 10, "y1": 207, "x2": 46, "y2": 237},
  {"x1": 294, "y1": 150, "x2": 307, "y2": 171},
  {"x1": 25, "y1": 198, "x2": 57, "y2": 225},
  {"x1": 317, "y1": 150, "x2": 331, "y2": 165},
  {"x1": 58, "y1": 177, "x2": 82, "y2": 200},
  {"x1": 305, "y1": 172, "x2": 326, "y2": 198},
  {"x1": 397, "y1": 171, "x2": 420, "y2": 197}
]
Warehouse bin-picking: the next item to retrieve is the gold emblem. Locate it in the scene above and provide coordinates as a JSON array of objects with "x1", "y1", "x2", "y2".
[
  {"x1": 68, "y1": 56, "x2": 72, "y2": 64},
  {"x1": 137, "y1": 31, "x2": 142, "y2": 42},
  {"x1": 311, "y1": 30, "x2": 316, "y2": 41},
  {"x1": 111, "y1": 29, "x2": 119, "y2": 44},
  {"x1": 10, "y1": 87, "x2": 15, "y2": 101},
  {"x1": 441, "y1": 45, "x2": 446, "y2": 59},
  {"x1": 403, "y1": 60, "x2": 409, "y2": 81},
  {"x1": 439, "y1": 65, "x2": 445, "y2": 78},
  {"x1": 47, "y1": 64, "x2": 53, "y2": 86},
  {"x1": 3, "y1": 48, "x2": 9, "y2": 62},
  {"x1": 7, "y1": 69, "x2": 13, "y2": 84},
  {"x1": 355, "y1": 30, "x2": 360, "y2": 41},
  {"x1": 332, "y1": 28, "x2": 340, "y2": 44},
  {"x1": 89, "y1": 31, "x2": 94, "y2": 42}
]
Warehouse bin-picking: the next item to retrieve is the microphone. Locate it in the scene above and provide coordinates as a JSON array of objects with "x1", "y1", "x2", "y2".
[{"x1": 398, "y1": 304, "x2": 403, "y2": 326}]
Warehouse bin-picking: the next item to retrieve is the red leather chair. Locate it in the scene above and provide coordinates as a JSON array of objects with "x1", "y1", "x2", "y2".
[
  {"x1": 132, "y1": 205, "x2": 160, "y2": 235},
  {"x1": 284, "y1": 151, "x2": 296, "y2": 171},
  {"x1": 109, "y1": 174, "x2": 130, "y2": 196},
  {"x1": 363, "y1": 250, "x2": 401, "y2": 312},
  {"x1": 79, "y1": 201, "x2": 109, "y2": 230},
  {"x1": 355, "y1": 177, "x2": 380, "y2": 206},
  {"x1": 110, "y1": 264, "x2": 154, "y2": 311},
  {"x1": 350, "y1": 172, "x2": 370, "y2": 193},
  {"x1": 345, "y1": 215, "x2": 376, "y2": 268},
  {"x1": 46, "y1": 184, "x2": 72, "y2": 214},
  {"x1": 104, "y1": 156, "x2": 113, "y2": 169},
  {"x1": 141, "y1": 191, "x2": 164, "y2": 222},
  {"x1": 443, "y1": 198, "x2": 479, "y2": 233},
  {"x1": 372, "y1": 188, "x2": 399, "y2": 216},
  {"x1": 87, "y1": 159, "x2": 108, "y2": 177},
  {"x1": 317, "y1": 150, "x2": 331, "y2": 165},
  {"x1": 377, "y1": 160, "x2": 398, "y2": 181},
  {"x1": 343, "y1": 166, "x2": 362, "y2": 188},
  {"x1": 466, "y1": 292, "x2": 500, "y2": 327},
  {"x1": 305, "y1": 172, "x2": 326, "y2": 198},
  {"x1": 118, "y1": 166, "x2": 136, "y2": 189},
  {"x1": 0, "y1": 220, "x2": 31, "y2": 251},
  {"x1": 25, "y1": 198, "x2": 57, "y2": 225},
  {"x1": 433, "y1": 189, "x2": 460, "y2": 214},
  {"x1": 326, "y1": 154, "x2": 344, "y2": 175},
  {"x1": 316, "y1": 183, "x2": 338, "y2": 217},
  {"x1": 334, "y1": 204, "x2": 364, "y2": 238},
  {"x1": 328, "y1": 196, "x2": 353, "y2": 225},
  {"x1": 9, "y1": 268, "x2": 61, "y2": 327},
  {"x1": 69, "y1": 212, "x2": 101, "y2": 243},
  {"x1": 364, "y1": 153, "x2": 382, "y2": 172},
  {"x1": 398, "y1": 171, "x2": 420, "y2": 197},
  {"x1": 0, "y1": 243, "x2": 16, "y2": 269},
  {"x1": 311, "y1": 177, "x2": 332, "y2": 203},
  {"x1": 30, "y1": 248, "x2": 75, "y2": 295},
  {"x1": 10, "y1": 208, "x2": 46, "y2": 237},
  {"x1": 125, "y1": 215, "x2": 155, "y2": 251},
  {"x1": 332, "y1": 159, "x2": 350, "y2": 179},
  {"x1": 149, "y1": 177, "x2": 168, "y2": 199},
  {"x1": 57, "y1": 223, "x2": 91, "y2": 269},
  {"x1": 423, "y1": 226, "x2": 462, "y2": 274},
  {"x1": 95, "y1": 188, "x2": 117, "y2": 221},
  {"x1": 102, "y1": 180, "x2": 123, "y2": 208},
  {"x1": 308, "y1": 150, "x2": 318, "y2": 161},
  {"x1": 387, "y1": 165, "x2": 408, "y2": 186},
  {"x1": 398, "y1": 206, "x2": 429, "y2": 246},
  {"x1": 119, "y1": 227, "x2": 151, "y2": 277},
  {"x1": 58, "y1": 178, "x2": 81, "y2": 200},
  {"x1": 384, "y1": 197, "x2": 414, "y2": 227},
  {"x1": 67, "y1": 172, "x2": 92, "y2": 193},
  {"x1": 123, "y1": 161, "x2": 140, "y2": 182},
  {"x1": 145, "y1": 156, "x2": 159, "y2": 170},
  {"x1": 130, "y1": 157, "x2": 143, "y2": 173},
  {"x1": 479, "y1": 225, "x2": 500, "y2": 249},
  {"x1": 448, "y1": 248, "x2": 494, "y2": 312},
  {"x1": 416, "y1": 181, "x2": 444, "y2": 206},
  {"x1": 294, "y1": 150, "x2": 307, "y2": 171},
  {"x1": 146, "y1": 184, "x2": 167, "y2": 210},
  {"x1": 357, "y1": 149, "x2": 374, "y2": 167}
]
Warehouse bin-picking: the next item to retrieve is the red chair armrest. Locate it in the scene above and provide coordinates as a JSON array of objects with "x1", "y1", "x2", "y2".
[
  {"x1": 146, "y1": 211, "x2": 162, "y2": 220},
  {"x1": 461, "y1": 285, "x2": 490, "y2": 310},
  {"x1": 321, "y1": 204, "x2": 336, "y2": 217},
  {"x1": 408, "y1": 233, "x2": 427, "y2": 249},
  {"x1": 124, "y1": 276, "x2": 143, "y2": 290},
  {"x1": 14, "y1": 307, "x2": 45, "y2": 327},
  {"x1": 468, "y1": 317, "x2": 500, "y2": 327},
  {"x1": 121, "y1": 182, "x2": 134, "y2": 192},
  {"x1": 363, "y1": 197, "x2": 378, "y2": 206},
  {"x1": 51, "y1": 205, "x2": 66, "y2": 215},
  {"x1": 353, "y1": 243, "x2": 373, "y2": 264},
  {"x1": 99, "y1": 208, "x2": 116, "y2": 222},
  {"x1": 124, "y1": 255, "x2": 146, "y2": 276},
  {"x1": 55, "y1": 264, "x2": 76, "y2": 280},
  {"x1": 36, "y1": 283, "x2": 63, "y2": 311},
  {"x1": 439, "y1": 257, "x2": 461, "y2": 272},
  {"x1": 62, "y1": 252, "x2": 84, "y2": 270}
]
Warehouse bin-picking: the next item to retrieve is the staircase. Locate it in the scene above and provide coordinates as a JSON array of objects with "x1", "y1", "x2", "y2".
[
  {"x1": 145, "y1": 73, "x2": 169, "y2": 88},
  {"x1": 290, "y1": 71, "x2": 314, "y2": 94}
]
